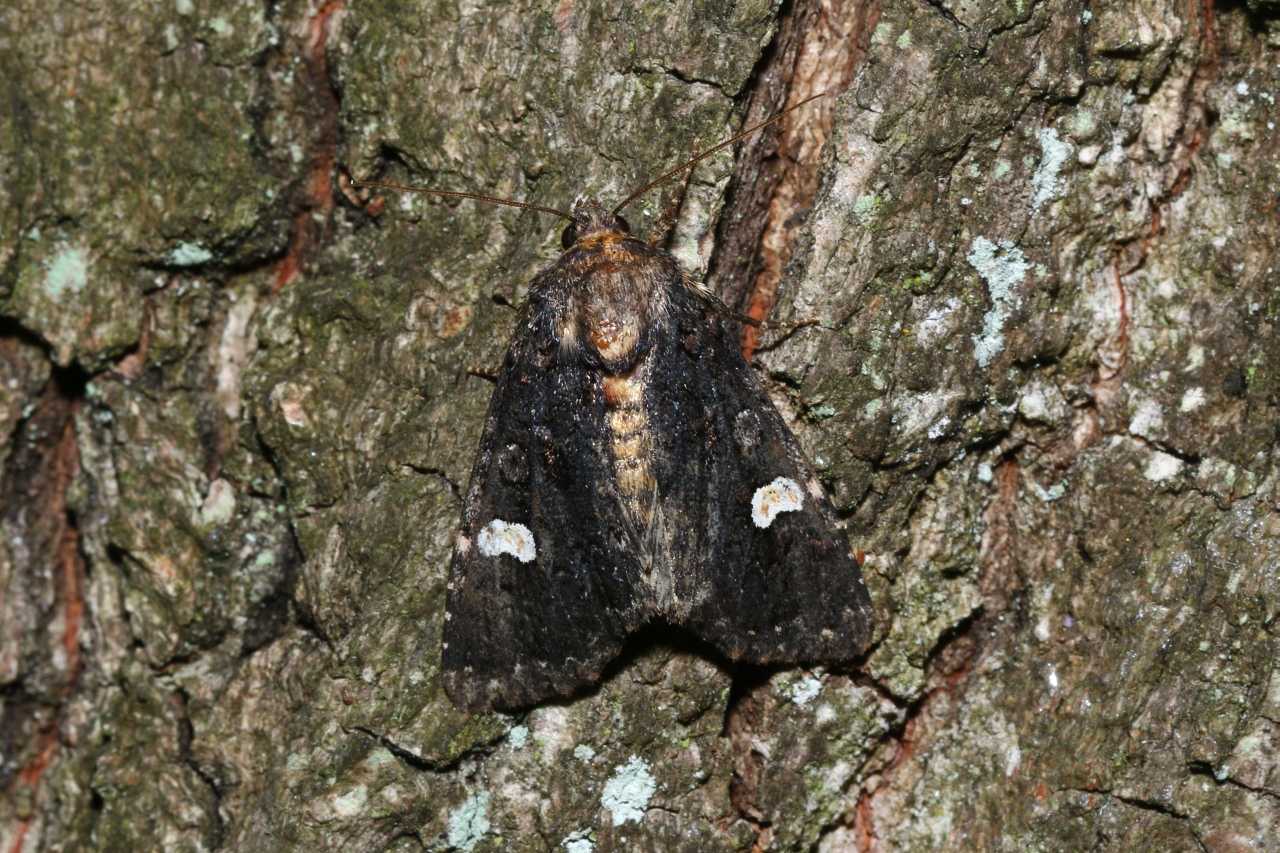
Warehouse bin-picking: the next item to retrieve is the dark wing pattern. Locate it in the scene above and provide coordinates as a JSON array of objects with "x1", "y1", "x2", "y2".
[
  {"x1": 442, "y1": 294, "x2": 647, "y2": 712},
  {"x1": 647, "y1": 284, "x2": 874, "y2": 664}
]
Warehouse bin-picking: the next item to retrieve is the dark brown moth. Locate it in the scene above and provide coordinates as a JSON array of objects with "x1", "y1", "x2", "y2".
[{"x1": 358, "y1": 96, "x2": 873, "y2": 713}]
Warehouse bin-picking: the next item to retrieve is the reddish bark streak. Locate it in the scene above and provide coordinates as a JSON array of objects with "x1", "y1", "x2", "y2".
[
  {"x1": 851, "y1": 778, "x2": 877, "y2": 852},
  {"x1": 274, "y1": 0, "x2": 347, "y2": 293},
  {"x1": 726, "y1": 684, "x2": 768, "y2": 824},
  {"x1": 4, "y1": 387, "x2": 84, "y2": 853},
  {"x1": 704, "y1": 0, "x2": 882, "y2": 361},
  {"x1": 739, "y1": 0, "x2": 882, "y2": 359}
]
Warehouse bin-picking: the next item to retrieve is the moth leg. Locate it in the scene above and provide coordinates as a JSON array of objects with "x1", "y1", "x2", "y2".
[
  {"x1": 757, "y1": 316, "x2": 822, "y2": 332},
  {"x1": 688, "y1": 277, "x2": 822, "y2": 332},
  {"x1": 727, "y1": 308, "x2": 822, "y2": 334},
  {"x1": 467, "y1": 363, "x2": 502, "y2": 381},
  {"x1": 647, "y1": 141, "x2": 700, "y2": 247}
]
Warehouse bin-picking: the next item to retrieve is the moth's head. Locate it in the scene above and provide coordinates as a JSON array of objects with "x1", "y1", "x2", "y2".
[{"x1": 560, "y1": 199, "x2": 631, "y2": 250}]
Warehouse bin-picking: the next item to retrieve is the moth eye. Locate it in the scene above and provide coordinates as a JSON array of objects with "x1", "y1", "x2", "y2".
[
  {"x1": 561, "y1": 225, "x2": 577, "y2": 250},
  {"x1": 614, "y1": 214, "x2": 630, "y2": 234},
  {"x1": 497, "y1": 443, "x2": 529, "y2": 484}
]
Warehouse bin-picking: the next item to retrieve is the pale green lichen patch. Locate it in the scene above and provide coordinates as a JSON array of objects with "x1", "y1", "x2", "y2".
[
  {"x1": 788, "y1": 674, "x2": 822, "y2": 707},
  {"x1": 601, "y1": 756, "x2": 655, "y2": 826},
  {"x1": 967, "y1": 237, "x2": 1029, "y2": 367},
  {"x1": 447, "y1": 792, "x2": 491, "y2": 852},
  {"x1": 1030, "y1": 127, "x2": 1072, "y2": 211},
  {"x1": 852, "y1": 193, "x2": 882, "y2": 227},
  {"x1": 169, "y1": 241, "x2": 214, "y2": 266},
  {"x1": 563, "y1": 829, "x2": 595, "y2": 852},
  {"x1": 43, "y1": 244, "x2": 90, "y2": 298}
]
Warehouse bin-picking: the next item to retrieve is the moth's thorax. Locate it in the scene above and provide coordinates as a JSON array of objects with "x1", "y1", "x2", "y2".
[{"x1": 559, "y1": 227, "x2": 675, "y2": 372}]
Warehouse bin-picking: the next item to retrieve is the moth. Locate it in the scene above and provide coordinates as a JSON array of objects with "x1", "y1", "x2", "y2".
[{"x1": 359, "y1": 97, "x2": 873, "y2": 713}]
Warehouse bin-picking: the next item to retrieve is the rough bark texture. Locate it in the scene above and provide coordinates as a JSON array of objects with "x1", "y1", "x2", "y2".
[{"x1": 2, "y1": 0, "x2": 1279, "y2": 851}]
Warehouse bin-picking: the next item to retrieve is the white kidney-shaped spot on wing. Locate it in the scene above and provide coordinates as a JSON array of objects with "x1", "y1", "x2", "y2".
[
  {"x1": 751, "y1": 477, "x2": 804, "y2": 528},
  {"x1": 477, "y1": 519, "x2": 537, "y2": 563}
]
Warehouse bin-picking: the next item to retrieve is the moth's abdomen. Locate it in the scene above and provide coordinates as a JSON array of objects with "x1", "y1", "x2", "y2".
[{"x1": 602, "y1": 366, "x2": 655, "y2": 529}]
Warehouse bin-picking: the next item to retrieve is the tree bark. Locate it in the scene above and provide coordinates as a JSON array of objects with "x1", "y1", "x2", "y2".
[{"x1": 3, "y1": 0, "x2": 1279, "y2": 850}]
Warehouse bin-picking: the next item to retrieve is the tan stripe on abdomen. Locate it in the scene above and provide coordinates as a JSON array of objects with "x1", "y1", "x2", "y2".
[{"x1": 601, "y1": 371, "x2": 654, "y2": 527}]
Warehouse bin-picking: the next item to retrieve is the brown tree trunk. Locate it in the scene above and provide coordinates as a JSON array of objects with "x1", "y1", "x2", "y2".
[{"x1": 3, "y1": 0, "x2": 1278, "y2": 850}]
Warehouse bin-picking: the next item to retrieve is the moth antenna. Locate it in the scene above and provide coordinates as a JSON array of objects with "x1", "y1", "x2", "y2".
[
  {"x1": 351, "y1": 181, "x2": 574, "y2": 222},
  {"x1": 612, "y1": 91, "x2": 830, "y2": 215}
]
